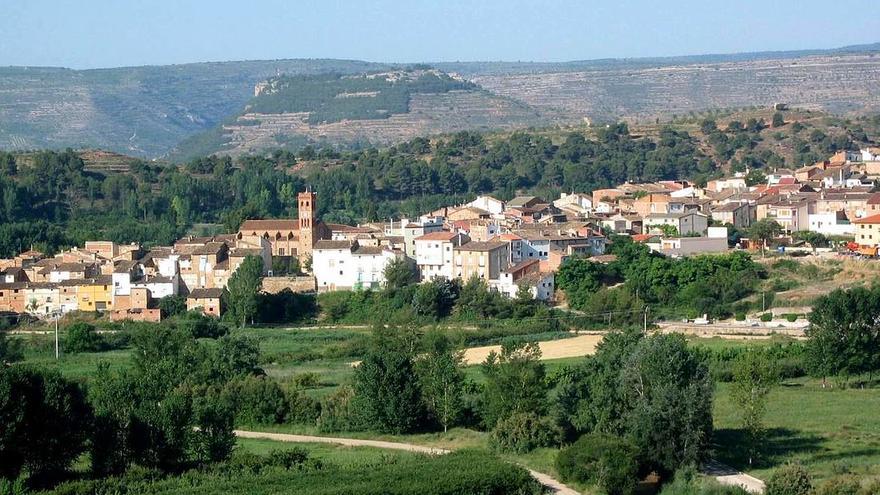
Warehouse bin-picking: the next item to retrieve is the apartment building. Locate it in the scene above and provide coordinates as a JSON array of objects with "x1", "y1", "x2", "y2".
[
  {"x1": 414, "y1": 231, "x2": 470, "y2": 280},
  {"x1": 453, "y1": 241, "x2": 509, "y2": 281}
]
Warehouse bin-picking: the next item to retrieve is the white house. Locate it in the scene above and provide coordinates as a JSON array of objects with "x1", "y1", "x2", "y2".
[
  {"x1": 414, "y1": 231, "x2": 469, "y2": 280},
  {"x1": 553, "y1": 193, "x2": 593, "y2": 215},
  {"x1": 490, "y1": 259, "x2": 555, "y2": 301},
  {"x1": 312, "y1": 240, "x2": 402, "y2": 292},
  {"x1": 468, "y1": 195, "x2": 506, "y2": 216},
  {"x1": 132, "y1": 274, "x2": 179, "y2": 299},
  {"x1": 643, "y1": 211, "x2": 709, "y2": 236},
  {"x1": 808, "y1": 212, "x2": 853, "y2": 237}
]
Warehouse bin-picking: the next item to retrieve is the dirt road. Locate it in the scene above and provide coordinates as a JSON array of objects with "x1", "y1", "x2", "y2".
[{"x1": 234, "y1": 430, "x2": 580, "y2": 495}]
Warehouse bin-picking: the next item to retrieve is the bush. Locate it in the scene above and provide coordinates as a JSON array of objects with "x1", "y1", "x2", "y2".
[
  {"x1": 760, "y1": 313, "x2": 774, "y2": 322},
  {"x1": 766, "y1": 463, "x2": 812, "y2": 495},
  {"x1": 317, "y1": 386, "x2": 361, "y2": 432},
  {"x1": 158, "y1": 295, "x2": 187, "y2": 319},
  {"x1": 489, "y1": 412, "x2": 562, "y2": 453},
  {"x1": 222, "y1": 375, "x2": 288, "y2": 424},
  {"x1": 285, "y1": 387, "x2": 321, "y2": 424},
  {"x1": 556, "y1": 433, "x2": 639, "y2": 495},
  {"x1": 64, "y1": 322, "x2": 106, "y2": 353},
  {"x1": 783, "y1": 314, "x2": 799, "y2": 323},
  {"x1": 659, "y1": 467, "x2": 750, "y2": 494},
  {"x1": 175, "y1": 311, "x2": 227, "y2": 338},
  {"x1": 812, "y1": 474, "x2": 880, "y2": 495}
]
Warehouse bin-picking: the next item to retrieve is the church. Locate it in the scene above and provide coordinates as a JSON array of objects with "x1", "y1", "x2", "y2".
[{"x1": 236, "y1": 191, "x2": 331, "y2": 262}]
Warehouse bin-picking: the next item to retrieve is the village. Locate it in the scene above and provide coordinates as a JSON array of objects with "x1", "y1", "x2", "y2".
[{"x1": 1, "y1": 146, "x2": 880, "y2": 322}]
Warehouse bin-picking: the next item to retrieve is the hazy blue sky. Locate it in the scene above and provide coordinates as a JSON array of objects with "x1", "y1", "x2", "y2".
[{"x1": 2, "y1": 0, "x2": 878, "y2": 69}]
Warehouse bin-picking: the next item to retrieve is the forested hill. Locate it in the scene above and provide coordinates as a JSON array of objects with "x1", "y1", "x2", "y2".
[
  {"x1": 1, "y1": 108, "x2": 877, "y2": 258},
  {"x1": 168, "y1": 68, "x2": 554, "y2": 160}
]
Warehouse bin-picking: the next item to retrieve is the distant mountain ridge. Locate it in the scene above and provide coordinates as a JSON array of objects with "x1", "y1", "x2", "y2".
[{"x1": 1, "y1": 42, "x2": 879, "y2": 159}]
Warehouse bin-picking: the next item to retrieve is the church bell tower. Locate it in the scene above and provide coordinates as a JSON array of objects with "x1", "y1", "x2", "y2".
[{"x1": 298, "y1": 190, "x2": 317, "y2": 262}]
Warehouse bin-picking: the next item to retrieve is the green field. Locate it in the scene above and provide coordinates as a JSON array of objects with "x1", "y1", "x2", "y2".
[
  {"x1": 14, "y1": 326, "x2": 880, "y2": 487},
  {"x1": 714, "y1": 377, "x2": 880, "y2": 482}
]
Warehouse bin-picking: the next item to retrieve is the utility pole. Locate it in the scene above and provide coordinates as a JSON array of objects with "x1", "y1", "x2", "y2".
[
  {"x1": 54, "y1": 313, "x2": 60, "y2": 359},
  {"x1": 762, "y1": 291, "x2": 766, "y2": 312},
  {"x1": 643, "y1": 306, "x2": 649, "y2": 335}
]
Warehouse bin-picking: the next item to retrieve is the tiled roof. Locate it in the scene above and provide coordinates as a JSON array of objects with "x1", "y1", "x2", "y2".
[
  {"x1": 239, "y1": 219, "x2": 300, "y2": 231},
  {"x1": 853, "y1": 213, "x2": 880, "y2": 224},
  {"x1": 188, "y1": 288, "x2": 224, "y2": 299},
  {"x1": 415, "y1": 231, "x2": 459, "y2": 242},
  {"x1": 313, "y1": 240, "x2": 353, "y2": 250}
]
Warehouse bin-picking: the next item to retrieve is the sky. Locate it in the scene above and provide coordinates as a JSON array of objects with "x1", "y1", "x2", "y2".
[{"x1": 1, "y1": 0, "x2": 879, "y2": 69}]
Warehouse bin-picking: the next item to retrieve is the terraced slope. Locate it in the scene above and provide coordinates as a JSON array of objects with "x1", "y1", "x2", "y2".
[{"x1": 472, "y1": 54, "x2": 880, "y2": 123}]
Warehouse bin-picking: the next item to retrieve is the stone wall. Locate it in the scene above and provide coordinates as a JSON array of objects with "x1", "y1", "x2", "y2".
[{"x1": 262, "y1": 276, "x2": 316, "y2": 294}]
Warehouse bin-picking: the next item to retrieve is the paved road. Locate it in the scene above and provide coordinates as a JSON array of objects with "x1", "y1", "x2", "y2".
[{"x1": 234, "y1": 430, "x2": 580, "y2": 495}]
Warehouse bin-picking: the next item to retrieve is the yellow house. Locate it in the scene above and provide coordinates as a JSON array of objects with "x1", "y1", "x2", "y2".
[{"x1": 76, "y1": 276, "x2": 114, "y2": 312}]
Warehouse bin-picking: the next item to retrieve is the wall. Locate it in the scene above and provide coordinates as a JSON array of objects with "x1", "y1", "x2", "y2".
[{"x1": 261, "y1": 276, "x2": 317, "y2": 293}]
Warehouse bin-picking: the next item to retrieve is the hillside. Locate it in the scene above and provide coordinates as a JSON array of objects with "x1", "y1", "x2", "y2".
[
  {"x1": 0, "y1": 60, "x2": 389, "y2": 157},
  {"x1": 470, "y1": 53, "x2": 880, "y2": 123},
  {"x1": 2, "y1": 43, "x2": 880, "y2": 159},
  {"x1": 170, "y1": 69, "x2": 560, "y2": 159}
]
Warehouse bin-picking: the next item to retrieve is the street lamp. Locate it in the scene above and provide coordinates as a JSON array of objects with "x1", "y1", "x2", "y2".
[{"x1": 51, "y1": 310, "x2": 61, "y2": 359}]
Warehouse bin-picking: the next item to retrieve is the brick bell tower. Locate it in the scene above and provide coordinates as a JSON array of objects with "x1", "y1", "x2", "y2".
[{"x1": 298, "y1": 190, "x2": 317, "y2": 262}]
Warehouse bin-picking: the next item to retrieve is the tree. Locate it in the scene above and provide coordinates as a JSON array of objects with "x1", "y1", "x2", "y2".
[
  {"x1": 0, "y1": 332, "x2": 23, "y2": 364},
  {"x1": 620, "y1": 334, "x2": 714, "y2": 475},
  {"x1": 353, "y1": 326, "x2": 426, "y2": 433},
  {"x1": 0, "y1": 366, "x2": 92, "y2": 484},
  {"x1": 415, "y1": 331, "x2": 465, "y2": 432},
  {"x1": 383, "y1": 258, "x2": 416, "y2": 292},
  {"x1": 805, "y1": 286, "x2": 880, "y2": 386},
  {"x1": 556, "y1": 433, "x2": 639, "y2": 495},
  {"x1": 481, "y1": 341, "x2": 547, "y2": 428},
  {"x1": 748, "y1": 219, "x2": 782, "y2": 256},
  {"x1": 65, "y1": 321, "x2": 105, "y2": 353},
  {"x1": 556, "y1": 257, "x2": 610, "y2": 310},
  {"x1": 731, "y1": 351, "x2": 779, "y2": 465},
  {"x1": 792, "y1": 231, "x2": 828, "y2": 252},
  {"x1": 225, "y1": 255, "x2": 264, "y2": 327},
  {"x1": 158, "y1": 295, "x2": 187, "y2": 319},
  {"x1": 745, "y1": 168, "x2": 767, "y2": 187},
  {"x1": 772, "y1": 112, "x2": 785, "y2": 128}
]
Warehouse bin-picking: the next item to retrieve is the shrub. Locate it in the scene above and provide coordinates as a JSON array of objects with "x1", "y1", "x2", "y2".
[
  {"x1": 222, "y1": 375, "x2": 288, "y2": 424},
  {"x1": 659, "y1": 467, "x2": 750, "y2": 494},
  {"x1": 292, "y1": 372, "x2": 320, "y2": 389},
  {"x1": 317, "y1": 386, "x2": 361, "y2": 432},
  {"x1": 489, "y1": 412, "x2": 562, "y2": 453},
  {"x1": 760, "y1": 313, "x2": 773, "y2": 322},
  {"x1": 556, "y1": 433, "x2": 639, "y2": 495},
  {"x1": 285, "y1": 387, "x2": 321, "y2": 424},
  {"x1": 813, "y1": 475, "x2": 860, "y2": 495},
  {"x1": 176, "y1": 311, "x2": 227, "y2": 338},
  {"x1": 64, "y1": 322, "x2": 105, "y2": 353},
  {"x1": 158, "y1": 295, "x2": 187, "y2": 319},
  {"x1": 784, "y1": 314, "x2": 799, "y2": 323},
  {"x1": 766, "y1": 463, "x2": 812, "y2": 495},
  {"x1": 734, "y1": 312, "x2": 746, "y2": 321}
]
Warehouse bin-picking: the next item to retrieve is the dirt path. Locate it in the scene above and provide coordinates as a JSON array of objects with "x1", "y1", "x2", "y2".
[
  {"x1": 462, "y1": 333, "x2": 604, "y2": 365},
  {"x1": 233, "y1": 429, "x2": 580, "y2": 495}
]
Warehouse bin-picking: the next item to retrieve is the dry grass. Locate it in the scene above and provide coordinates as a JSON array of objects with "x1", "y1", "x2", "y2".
[{"x1": 461, "y1": 333, "x2": 604, "y2": 364}]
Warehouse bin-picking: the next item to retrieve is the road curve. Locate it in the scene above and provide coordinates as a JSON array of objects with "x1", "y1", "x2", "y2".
[{"x1": 233, "y1": 429, "x2": 580, "y2": 495}]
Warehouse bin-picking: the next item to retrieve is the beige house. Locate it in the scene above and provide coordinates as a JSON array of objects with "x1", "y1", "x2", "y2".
[
  {"x1": 187, "y1": 288, "x2": 224, "y2": 317},
  {"x1": 854, "y1": 214, "x2": 880, "y2": 247},
  {"x1": 453, "y1": 241, "x2": 509, "y2": 281}
]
